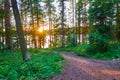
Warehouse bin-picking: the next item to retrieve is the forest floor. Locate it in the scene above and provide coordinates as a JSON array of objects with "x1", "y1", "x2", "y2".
[{"x1": 51, "y1": 52, "x2": 120, "y2": 80}]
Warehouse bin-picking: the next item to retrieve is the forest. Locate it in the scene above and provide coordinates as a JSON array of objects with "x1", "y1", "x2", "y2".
[{"x1": 0, "y1": 0, "x2": 120, "y2": 80}]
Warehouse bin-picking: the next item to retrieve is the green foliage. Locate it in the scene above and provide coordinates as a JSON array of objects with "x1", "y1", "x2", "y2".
[
  {"x1": 88, "y1": 0, "x2": 115, "y2": 53},
  {"x1": 56, "y1": 44, "x2": 120, "y2": 60},
  {"x1": 67, "y1": 32, "x2": 77, "y2": 47},
  {"x1": 52, "y1": 46, "x2": 76, "y2": 52},
  {"x1": 75, "y1": 44, "x2": 88, "y2": 56},
  {"x1": 88, "y1": 31, "x2": 109, "y2": 53},
  {"x1": 75, "y1": 44, "x2": 120, "y2": 60},
  {"x1": 0, "y1": 49, "x2": 64, "y2": 80},
  {"x1": 0, "y1": 42, "x2": 5, "y2": 51},
  {"x1": 8, "y1": 70, "x2": 18, "y2": 80}
]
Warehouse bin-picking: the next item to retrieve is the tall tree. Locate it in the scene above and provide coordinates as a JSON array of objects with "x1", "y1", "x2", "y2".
[
  {"x1": 20, "y1": 0, "x2": 30, "y2": 48},
  {"x1": 34, "y1": 0, "x2": 44, "y2": 48},
  {"x1": 45, "y1": 0, "x2": 55, "y2": 47},
  {"x1": 59, "y1": 0, "x2": 65, "y2": 47},
  {"x1": 4, "y1": 0, "x2": 13, "y2": 50},
  {"x1": 0, "y1": 1, "x2": 5, "y2": 44},
  {"x1": 11, "y1": 0, "x2": 30, "y2": 61},
  {"x1": 60, "y1": 0, "x2": 65, "y2": 47},
  {"x1": 88, "y1": 0, "x2": 114, "y2": 53},
  {"x1": 82, "y1": 0, "x2": 88, "y2": 43},
  {"x1": 115, "y1": 1, "x2": 120, "y2": 42},
  {"x1": 29, "y1": 0, "x2": 37, "y2": 48},
  {"x1": 72, "y1": 0, "x2": 77, "y2": 46},
  {"x1": 77, "y1": 0, "x2": 82, "y2": 44}
]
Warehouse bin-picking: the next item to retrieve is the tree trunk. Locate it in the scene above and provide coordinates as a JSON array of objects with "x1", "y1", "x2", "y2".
[
  {"x1": 11, "y1": 0, "x2": 30, "y2": 61},
  {"x1": 72, "y1": 0, "x2": 75, "y2": 33},
  {"x1": 78, "y1": 11, "x2": 81, "y2": 44},
  {"x1": 29, "y1": 0, "x2": 37, "y2": 48},
  {"x1": 75, "y1": 0, "x2": 77, "y2": 45},
  {"x1": 116, "y1": 3, "x2": 120, "y2": 42},
  {"x1": 61, "y1": 0, "x2": 65, "y2": 48},
  {"x1": 49, "y1": 15, "x2": 52, "y2": 47},
  {"x1": 1, "y1": 14, "x2": 4, "y2": 44},
  {"x1": 4, "y1": 0, "x2": 13, "y2": 50}
]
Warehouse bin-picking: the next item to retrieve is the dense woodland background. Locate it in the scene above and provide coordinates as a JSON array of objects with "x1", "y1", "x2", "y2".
[{"x1": 0, "y1": 0, "x2": 120, "y2": 79}]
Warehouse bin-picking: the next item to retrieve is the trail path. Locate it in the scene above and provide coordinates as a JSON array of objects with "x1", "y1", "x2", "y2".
[{"x1": 51, "y1": 52, "x2": 120, "y2": 80}]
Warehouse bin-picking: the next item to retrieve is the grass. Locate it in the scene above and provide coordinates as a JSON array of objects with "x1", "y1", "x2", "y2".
[
  {"x1": 0, "y1": 49, "x2": 64, "y2": 80},
  {"x1": 54, "y1": 44, "x2": 120, "y2": 60}
]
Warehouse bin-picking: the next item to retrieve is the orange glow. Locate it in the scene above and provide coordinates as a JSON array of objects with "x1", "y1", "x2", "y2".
[
  {"x1": 101, "y1": 70, "x2": 120, "y2": 75},
  {"x1": 38, "y1": 27, "x2": 43, "y2": 32}
]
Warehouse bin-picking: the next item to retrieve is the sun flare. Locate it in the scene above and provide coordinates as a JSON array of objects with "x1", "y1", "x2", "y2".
[{"x1": 38, "y1": 27, "x2": 43, "y2": 32}]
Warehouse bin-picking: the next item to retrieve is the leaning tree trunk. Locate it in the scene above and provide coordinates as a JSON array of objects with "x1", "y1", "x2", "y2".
[
  {"x1": 11, "y1": 0, "x2": 30, "y2": 61},
  {"x1": 4, "y1": 0, "x2": 13, "y2": 50}
]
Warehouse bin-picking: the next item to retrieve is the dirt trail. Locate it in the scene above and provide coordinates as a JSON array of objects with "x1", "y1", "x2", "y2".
[{"x1": 51, "y1": 52, "x2": 120, "y2": 80}]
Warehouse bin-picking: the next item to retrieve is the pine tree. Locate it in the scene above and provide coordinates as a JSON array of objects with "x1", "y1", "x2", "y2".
[
  {"x1": 44, "y1": 0, "x2": 55, "y2": 47},
  {"x1": 88, "y1": 0, "x2": 114, "y2": 53},
  {"x1": 4, "y1": 0, "x2": 13, "y2": 50},
  {"x1": 77, "y1": 0, "x2": 82, "y2": 44},
  {"x1": 11, "y1": 0, "x2": 31, "y2": 61},
  {"x1": 60, "y1": 0, "x2": 65, "y2": 47}
]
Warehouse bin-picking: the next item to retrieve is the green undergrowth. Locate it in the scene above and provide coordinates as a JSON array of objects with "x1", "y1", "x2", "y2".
[
  {"x1": 54, "y1": 44, "x2": 120, "y2": 60},
  {"x1": 0, "y1": 49, "x2": 64, "y2": 80},
  {"x1": 50, "y1": 46, "x2": 76, "y2": 52},
  {"x1": 76, "y1": 44, "x2": 120, "y2": 60}
]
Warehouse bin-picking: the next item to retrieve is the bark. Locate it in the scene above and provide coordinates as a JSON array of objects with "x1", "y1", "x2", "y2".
[
  {"x1": 72, "y1": 0, "x2": 77, "y2": 45},
  {"x1": 116, "y1": 3, "x2": 120, "y2": 42},
  {"x1": 4, "y1": 0, "x2": 13, "y2": 50},
  {"x1": 1, "y1": 14, "x2": 4, "y2": 43},
  {"x1": 49, "y1": 15, "x2": 52, "y2": 47},
  {"x1": 11, "y1": 0, "x2": 30, "y2": 61},
  {"x1": 72, "y1": 0, "x2": 75, "y2": 33},
  {"x1": 75, "y1": 0, "x2": 77, "y2": 45},
  {"x1": 78, "y1": 12, "x2": 81, "y2": 44},
  {"x1": 61, "y1": 0, "x2": 65, "y2": 47}
]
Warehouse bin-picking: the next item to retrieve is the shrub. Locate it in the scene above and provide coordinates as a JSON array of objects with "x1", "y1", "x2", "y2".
[
  {"x1": 67, "y1": 32, "x2": 77, "y2": 47},
  {"x1": 75, "y1": 44, "x2": 88, "y2": 56},
  {"x1": 88, "y1": 31, "x2": 110, "y2": 53},
  {"x1": 0, "y1": 49, "x2": 64, "y2": 79},
  {"x1": 75, "y1": 44, "x2": 120, "y2": 60}
]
